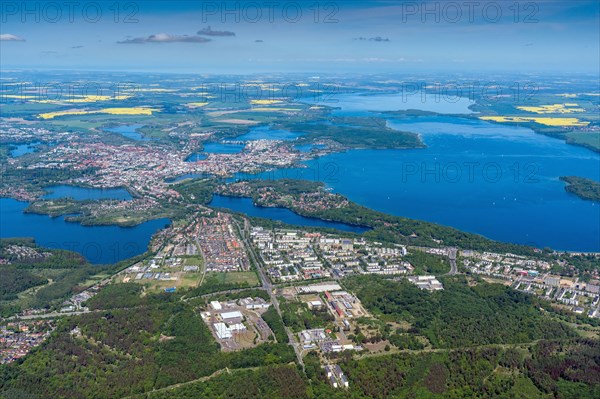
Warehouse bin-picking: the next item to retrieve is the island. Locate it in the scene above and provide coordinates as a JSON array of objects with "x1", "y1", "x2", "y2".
[{"x1": 560, "y1": 176, "x2": 600, "y2": 202}]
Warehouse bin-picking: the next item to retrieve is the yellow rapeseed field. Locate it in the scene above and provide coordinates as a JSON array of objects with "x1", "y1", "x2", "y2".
[
  {"x1": 480, "y1": 116, "x2": 590, "y2": 127},
  {"x1": 185, "y1": 102, "x2": 209, "y2": 108},
  {"x1": 516, "y1": 104, "x2": 585, "y2": 114},
  {"x1": 133, "y1": 88, "x2": 176, "y2": 93},
  {"x1": 250, "y1": 107, "x2": 301, "y2": 112},
  {"x1": 38, "y1": 107, "x2": 159, "y2": 119},
  {"x1": 35, "y1": 95, "x2": 132, "y2": 104},
  {"x1": 249, "y1": 99, "x2": 283, "y2": 105}
]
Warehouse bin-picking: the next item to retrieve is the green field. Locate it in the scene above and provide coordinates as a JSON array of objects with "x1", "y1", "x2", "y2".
[
  {"x1": 206, "y1": 271, "x2": 260, "y2": 287},
  {"x1": 144, "y1": 273, "x2": 203, "y2": 292},
  {"x1": 183, "y1": 255, "x2": 204, "y2": 267}
]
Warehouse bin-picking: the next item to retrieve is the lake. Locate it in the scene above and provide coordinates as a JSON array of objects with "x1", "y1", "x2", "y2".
[
  {"x1": 186, "y1": 143, "x2": 245, "y2": 161},
  {"x1": 302, "y1": 92, "x2": 475, "y2": 116},
  {"x1": 0, "y1": 198, "x2": 169, "y2": 264},
  {"x1": 233, "y1": 115, "x2": 600, "y2": 252},
  {"x1": 43, "y1": 185, "x2": 133, "y2": 201},
  {"x1": 186, "y1": 126, "x2": 302, "y2": 162},
  {"x1": 210, "y1": 195, "x2": 369, "y2": 234},
  {"x1": 105, "y1": 124, "x2": 149, "y2": 141},
  {"x1": 295, "y1": 144, "x2": 326, "y2": 153},
  {"x1": 235, "y1": 125, "x2": 301, "y2": 141},
  {"x1": 8, "y1": 142, "x2": 41, "y2": 157},
  {"x1": 3, "y1": 94, "x2": 598, "y2": 258},
  {"x1": 185, "y1": 153, "x2": 208, "y2": 162},
  {"x1": 166, "y1": 173, "x2": 206, "y2": 183},
  {"x1": 204, "y1": 143, "x2": 245, "y2": 153}
]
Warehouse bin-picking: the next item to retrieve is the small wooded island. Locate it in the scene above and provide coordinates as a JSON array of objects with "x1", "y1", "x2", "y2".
[{"x1": 560, "y1": 176, "x2": 600, "y2": 202}]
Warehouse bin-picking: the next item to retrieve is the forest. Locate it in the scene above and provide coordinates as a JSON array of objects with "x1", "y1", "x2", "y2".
[
  {"x1": 0, "y1": 285, "x2": 295, "y2": 399},
  {"x1": 404, "y1": 251, "x2": 450, "y2": 275},
  {"x1": 278, "y1": 119, "x2": 424, "y2": 150},
  {"x1": 0, "y1": 268, "x2": 46, "y2": 301},
  {"x1": 138, "y1": 365, "x2": 309, "y2": 399},
  {"x1": 1, "y1": 273, "x2": 598, "y2": 399},
  {"x1": 0, "y1": 238, "x2": 88, "y2": 269},
  {"x1": 261, "y1": 307, "x2": 289, "y2": 343},
  {"x1": 336, "y1": 339, "x2": 600, "y2": 399},
  {"x1": 0, "y1": 239, "x2": 100, "y2": 317},
  {"x1": 343, "y1": 275, "x2": 575, "y2": 348},
  {"x1": 560, "y1": 176, "x2": 600, "y2": 202},
  {"x1": 278, "y1": 297, "x2": 336, "y2": 333}
]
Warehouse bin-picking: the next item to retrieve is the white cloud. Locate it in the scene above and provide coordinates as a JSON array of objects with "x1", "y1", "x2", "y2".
[
  {"x1": 0, "y1": 34, "x2": 25, "y2": 42},
  {"x1": 117, "y1": 33, "x2": 211, "y2": 44}
]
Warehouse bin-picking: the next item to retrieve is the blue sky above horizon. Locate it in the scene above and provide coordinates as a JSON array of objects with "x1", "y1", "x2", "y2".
[{"x1": 1, "y1": 0, "x2": 599, "y2": 74}]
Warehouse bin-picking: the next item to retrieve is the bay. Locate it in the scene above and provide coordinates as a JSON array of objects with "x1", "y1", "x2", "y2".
[
  {"x1": 235, "y1": 115, "x2": 600, "y2": 252},
  {"x1": 210, "y1": 195, "x2": 369, "y2": 234},
  {"x1": 43, "y1": 185, "x2": 133, "y2": 201},
  {"x1": 0, "y1": 198, "x2": 169, "y2": 264}
]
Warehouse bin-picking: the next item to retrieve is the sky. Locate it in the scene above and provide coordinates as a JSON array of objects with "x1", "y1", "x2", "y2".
[{"x1": 1, "y1": 0, "x2": 599, "y2": 74}]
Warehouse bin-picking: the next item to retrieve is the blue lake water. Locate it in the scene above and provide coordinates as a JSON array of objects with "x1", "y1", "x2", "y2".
[
  {"x1": 234, "y1": 115, "x2": 600, "y2": 252},
  {"x1": 185, "y1": 153, "x2": 208, "y2": 162},
  {"x1": 296, "y1": 144, "x2": 326, "y2": 153},
  {"x1": 166, "y1": 173, "x2": 205, "y2": 183},
  {"x1": 204, "y1": 143, "x2": 245, "y2": 153},
  {"x1": 236, "y1": 125, "x2": 301, "y2": 141},
  {"x1": 186, "y1": 126, "x2": 303, "y2": 162},
  {"x1": 9, "y1": 142, "x2": 40, "y2": 157},
  {"x1": 0, "y1": 198, "x2": 168, "y2": 264},
  {"x1": 43, "y1": 185, "x2": 133, "y2": 201},
  {"x1": 105, "y1": 124, "x2": 149, "y2": 141},
  {"x1": 210, "y1": 195, "x2": 369, "y2": 234},
  {"x1": 302, "y1": 92, "x2": 475, "y2": 116},
  {"x1": 185, "y1": 143, "x2": 243, "y2": 161},
  {"x1": 2, "y1": 93, "x2": 598, "y2": 262}
]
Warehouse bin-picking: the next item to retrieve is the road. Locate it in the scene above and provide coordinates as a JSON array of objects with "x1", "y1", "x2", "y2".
[
  {"x1": 3, "y1": 309, "x2": 93, "y2": 321},
  {"x1": 122, "y1": 366, "x2": 266, "y2": 398},
  {"x1": 194, "y1": 237, "x2": 208, "y2": 287},
  {"x1": 446, "y1": 247, "x2": 458, "y2": 275},
  {"x1": 235, "y1": 218, "x2": 305, "y2": 370}
]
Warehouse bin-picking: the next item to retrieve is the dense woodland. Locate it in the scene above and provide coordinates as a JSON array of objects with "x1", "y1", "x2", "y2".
[
  {"x1": 135, "y1": 338, "x2": 600, "y2": 399},
  {"x1": 171, "y1": 178, "x2": 216, "y2": 205},
  {"x1": 560, "y1": 176, "x2": 600, "y2": 202},
  {"x1": 278, "y1": 297, "x2": 335, "y2": 333},
  {"x1": 1, "y1": 274, "x2": 599, "y2": 398},
  {"x1": 261, "y1": 307, "x2": 289, "y2": 343},
  {"x1": 404, "y1": 251, "x2": 450, "y2": 275},
  {"x1": 0, "y1": 239, "x2": 99, "y2": 317},
  {"x1": 343, "y1": 276, "x2": 575, "y2": 348},
  {"x1": 278, "y1": 120, "x2": 424, "y2": 149},
  {"x1": 0, "y1": 268, "x2": 46, "y2": 301},
  {"x1": 336, "y1": 339, "x2": 600, "y2": 399},
  {"x1": 0, "y1": 284, "x2": 295, "y2": 398},
  {"x1": 139, "y1": 366, "x2": 309, "y2": 399}
]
